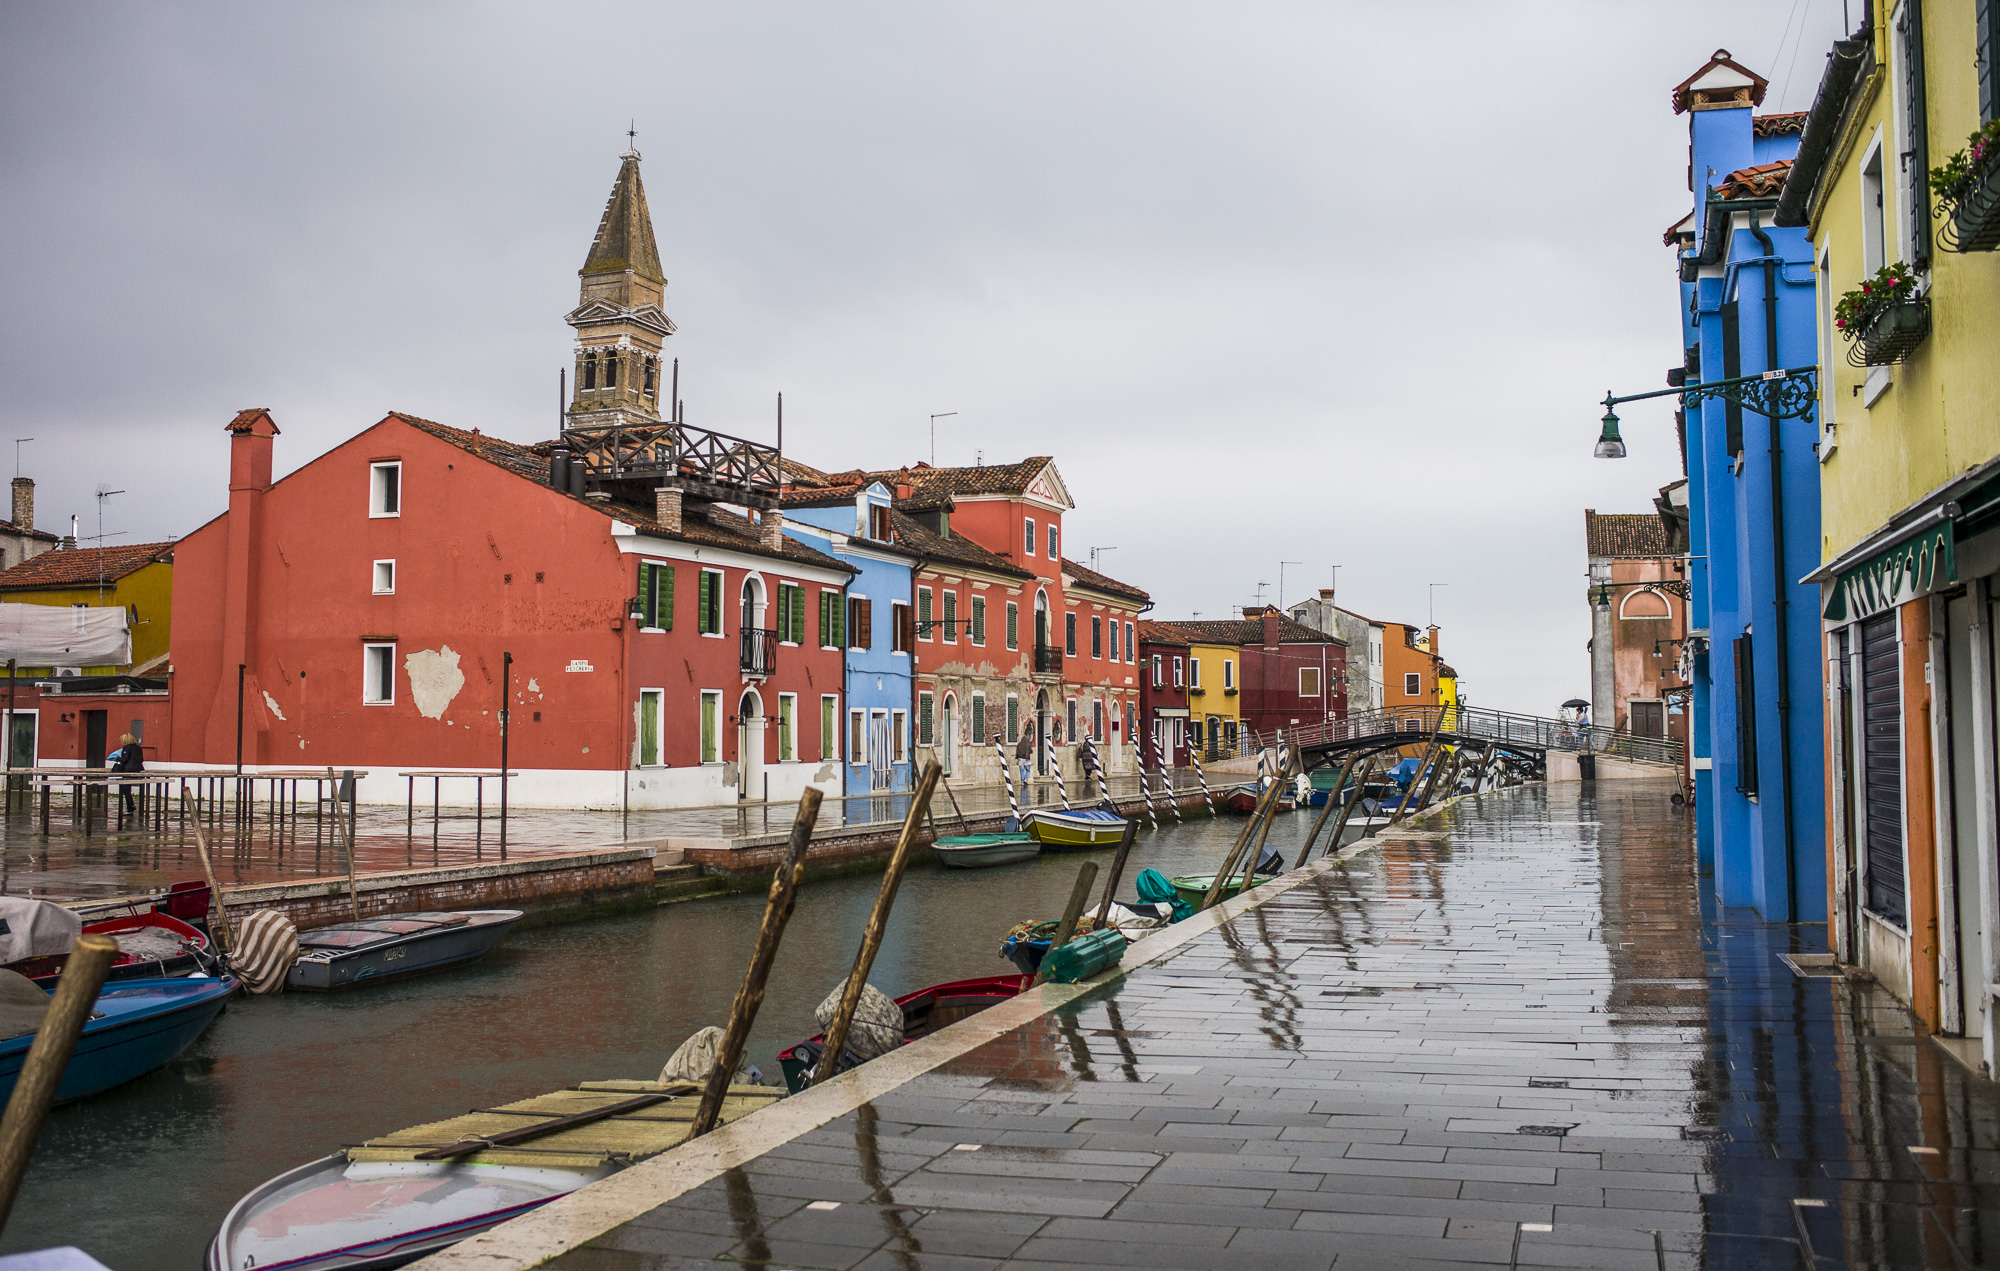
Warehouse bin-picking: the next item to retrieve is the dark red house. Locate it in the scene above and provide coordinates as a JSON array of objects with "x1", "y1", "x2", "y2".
[
  {"x1": 1153, "y1": 608, "x2": 1346, "y2": 746},
  {"x1": 1136, "y1": 620, "x2": 1191, "y2": 769}
]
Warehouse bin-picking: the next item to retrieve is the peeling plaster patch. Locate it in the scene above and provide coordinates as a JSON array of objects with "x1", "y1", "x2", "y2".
[
  {"x1": 526, "y1": 679, "x2": 542, "y2": 697},
  {"x1": 299, "y1": 738, "x2": 308, "y2": 749},
  {"x1": 405, "y1": 646, "x2": 467, "y2": 720},
  {"x1": 261, "y1": 691, "x2": 286, "y2": 721},
  {"x1": 814, "y1": 763, "x2": 836, "y2": 783},
  {"x1": 582, "y1": 746, "x2": 590, "y2": 754}
]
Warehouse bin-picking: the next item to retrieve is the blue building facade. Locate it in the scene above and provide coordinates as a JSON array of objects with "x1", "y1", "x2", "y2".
[
  {"x1": 1669, "y1": 51, "x2": 1825, "y2": 921},
  {"x1": 783, "y1": 480, "x2": 917, "y2": 800}
]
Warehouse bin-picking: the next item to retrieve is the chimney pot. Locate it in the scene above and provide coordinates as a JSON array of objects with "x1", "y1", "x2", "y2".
[
  {"x1": 9, "y1": 478, "x2": 32, "y2": 532},
  {"x1": 655, "y1": 484, "x2": 683, "y2": 534},
  {"x1": 759, "y1": 508, "x2": 785, "y2": 552},
  {"x1": 1318, "y1": 588, "x2": 1334, "y2": 600}
]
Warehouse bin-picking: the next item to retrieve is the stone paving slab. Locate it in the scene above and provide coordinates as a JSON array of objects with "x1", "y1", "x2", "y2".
[{"x1": 485, "y1": 783, "x2": 2000, "y2": 1268}]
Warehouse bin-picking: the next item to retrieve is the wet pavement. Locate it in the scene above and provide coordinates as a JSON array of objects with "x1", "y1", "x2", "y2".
[{"x1": 542, "y1": 780, "x2": 2000, "y2": 1270}]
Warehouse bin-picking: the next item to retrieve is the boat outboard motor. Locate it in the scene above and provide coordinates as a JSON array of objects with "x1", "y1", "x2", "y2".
[{"x1": 1254, "y1": 841, "x2": 1284, "y2": 875}]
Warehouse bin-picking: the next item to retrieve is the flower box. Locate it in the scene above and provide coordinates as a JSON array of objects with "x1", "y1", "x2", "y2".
[
  {"x1": 1948, "y1": 159, "x2": 2000, "y2": 252},
  {"x1": 1856, "y1": 299, "x2": 1931, "y2": 366}
]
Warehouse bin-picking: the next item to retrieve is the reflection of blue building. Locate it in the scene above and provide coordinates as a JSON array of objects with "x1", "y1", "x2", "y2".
[
  {"x1": 783, "y1": 479, "x2": 916, "y2": 799},
  {"x1": 1667, "y1": 51, "x2": 1824, "y2": 921}
]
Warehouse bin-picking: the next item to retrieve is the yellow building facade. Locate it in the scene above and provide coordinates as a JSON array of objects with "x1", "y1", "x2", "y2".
[
  {"x1": 1184, "y1": 640, "x2": 1241, "y2": 756},
  {"x1": 1783, "y1": 2, "x2": 2000, "y2": 1053},
  {"x1": 0, "y1": 543, "x2": 175, "y2": 676}
]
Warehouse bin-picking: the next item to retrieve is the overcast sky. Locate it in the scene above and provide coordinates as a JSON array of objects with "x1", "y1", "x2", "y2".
[{"x1": 1, "y1": 1, "x2": 1851, "y2": 713}]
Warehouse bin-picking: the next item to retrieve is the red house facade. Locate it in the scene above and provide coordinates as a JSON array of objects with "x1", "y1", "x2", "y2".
[
  {"x1": 1136, "y1": 620, "x2": 1191, "y2": 769},
  {"x1": 168, "y1": 409, "x2": 851, "y2": 809},
  {"x1": 1154, "y1": 609, "x2": 1347, "y2": 745}
]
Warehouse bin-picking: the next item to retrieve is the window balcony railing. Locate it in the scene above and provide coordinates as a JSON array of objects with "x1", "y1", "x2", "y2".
[
  {"x1": 1033, "y1": 644, "x2": 1064, "y2": 675},
  {"x1": 741, "y1": 628, "x2": 778, "y2": 676}
]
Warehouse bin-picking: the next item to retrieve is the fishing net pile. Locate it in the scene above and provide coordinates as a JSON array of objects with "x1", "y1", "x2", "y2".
[
  {"x1": 1001, "y1": 916, "x2": 1101, "y2": 946},
  {"x1": 814, "y1": 982, "x2": 903, "y2": 1062}
]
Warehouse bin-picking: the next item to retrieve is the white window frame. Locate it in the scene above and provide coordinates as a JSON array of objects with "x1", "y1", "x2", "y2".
[
  {"x1": 971, "y1": 691, "x2": 988, "y2": 743},
  {"x1": 1047, "y1": 525, "x2": 1059, "y2": 562},
  {"x1": 1024, "y1": 518, "x2": 1036, "y2": 557},
  {"x1": 1065, "y1": 697, "x2": 1077, "y2": 742},
  {"x1": 917, "y1": 584, "x2": 934, "y2": 642},
  {"x1": 1224, "y1": 658, "x2": 1235, "y2": 690},
  {"x1": 821, "y1": 693, "x2": 840, "y2": 760},
  {"x1": 637, "y1": 688, "x2": 665, "y2": 767},
  {"x1": 918, "y1": 690, "x2": 935, "y2": 745},
  {"x1": 941, "y1": 589, "x2": 958, "y2": 645},
  {"x1": 777, "y1": 692, "x2": 797, "y2": 762},
  {"x1": 1189, "y1": 657, "x2": 1201, "y2": 688},
  {"x1": 1151, "y1": 655, "x2": 1163, "y2": 688},
  {"x1": 891, "y1": 709, "x2": 907, "y2": 763},
  {"x1": 700, "y1": 568, "x2": 726, "y2": 638},
  {"x1": 970, "y1": 595, "x2": 986, "y2": 647},
  {"x1": 849, "y1": 709, "x2": 867, "y2": 766},
  {"x1": 700, "y1": 691, "x2": 723, "y2": 764},
  {"x1": 372, "y1": 559, "x2": 396, "y2": 595},
  {"x1": 1405, "y1": 671, "x2": 1422, "y2": 696},
  {"x1": 1092, "y1": 615, "x2": 1103, "y2": 661},
  {"x1": 1299, "y1": 666, "x2": 1321, "y2": 698},
  {"x1": 1859, "y1": 130, "x2": 1888, "y2": 274},
  {"x1": 1124, "y1": 622, "x2": 1134, "y2": 662},
  {"x1": 363, "y1": 642, "x2": 396, "y2": 705},
  {"x1": 369, "y1": 462, "x2": 402, "y2": 518},
  {"x1": 1173, "y1": 656, "x2": 1185, "y2": 689}
]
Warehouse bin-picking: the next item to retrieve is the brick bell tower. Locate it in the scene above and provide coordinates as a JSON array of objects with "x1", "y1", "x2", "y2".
[{"x1": 565, "y1": 147, "x2": 674, "y2": 432}]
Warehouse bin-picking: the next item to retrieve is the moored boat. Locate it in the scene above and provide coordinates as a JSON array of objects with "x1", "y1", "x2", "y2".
[
  {"x1": 5, "y1": 910, "x2": 215, "y2": 987},
  {"x1": 1020, "y1": 806, "x2": 1127, "y2": 850},
  {"x1": 930, "y1": 833, "x2": 1040, "y2": 869},
  {"x1": 288, "y1": 910, "x2": 522, "y2": 991},
  {"x1": 0, "y1": 975, "x2": 236, "y2": 1103},
  {"x1": 207, "y1": 1079, "x2": 783, "y2": 1271},
  {"x1": 777, "y1": 975, "x2": 1023, "y2": 1092}
]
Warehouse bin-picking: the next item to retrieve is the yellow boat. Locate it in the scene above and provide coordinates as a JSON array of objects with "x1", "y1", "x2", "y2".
[{"x1": 1021, "y1": 806, "x2": 1129, "y2": 850}]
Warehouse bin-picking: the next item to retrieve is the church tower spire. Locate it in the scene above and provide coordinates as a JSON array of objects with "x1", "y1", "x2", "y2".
[{"x1": 565, "y1": 147, "x2": 674, "y2": 431}]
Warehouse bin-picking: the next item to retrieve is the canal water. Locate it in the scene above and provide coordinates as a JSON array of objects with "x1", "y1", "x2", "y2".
[{"x1": 3, "y1": 807, "x2": 1330, "y2": 1269}]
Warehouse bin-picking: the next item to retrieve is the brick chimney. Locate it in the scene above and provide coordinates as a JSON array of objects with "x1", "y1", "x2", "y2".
[
  {"x1": 1318, "y1": 587, "x2": 1333, "y2": 601},
  {"x1": 759, "y1": 507, "x2": 784, "y2": 552},
  {"x1": 1261, "y1": 610, "x2": 1280, "y2": 648},
  {"x1": 9, "y1": 478, "x2": 31, "y2": 531},
  {"x1": 1427, "y1": 625, "x2": 1441, "y2": 658},
  {"x1": 654, "y1": 484, "x2": 683, "y2": 534},
  {"x1": 208, "y1": 408, "x2": 279, "y2": 763}
]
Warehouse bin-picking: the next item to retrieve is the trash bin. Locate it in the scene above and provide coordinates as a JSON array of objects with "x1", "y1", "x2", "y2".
[{"x1": 1578, "y1": 753, "x2": 1597, "y2": 781}]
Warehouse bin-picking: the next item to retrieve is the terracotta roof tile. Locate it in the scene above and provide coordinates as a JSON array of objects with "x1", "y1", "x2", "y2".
[
  {"x1": 1584, "y1": 510, "x2": 1674, "y2": 558},
  {"x1": 888, "y1": 510, "x2": 1032, "y2": 580},
  {"x1": 1152, "y1": 613, "x2": 1344, "y2": 647},
  {"x1": 1714, "y1": 159, "x2": 1793, "y2": 200},
  {"x1": 392, "y1": 414, "x2": 850, "y2": 574},
  {"x1": 226, "y1": 408, "x2": 278, "y2": 434},
  {"x1": 1136, "y1": 619, "x2": 1189, "y2": 647},
  {"x1": 0, "y1": 541, "x2": 174, "y2": 590},
  {"x1": 1753, "y1": 111, "x2": 1807, "y2": 137},
  {"x1": 0, "y1": 520, "x2": 59, "y2": 543},
  {"x1": 1059, "y1": 557, "x2": 1148, "y2": 604}
]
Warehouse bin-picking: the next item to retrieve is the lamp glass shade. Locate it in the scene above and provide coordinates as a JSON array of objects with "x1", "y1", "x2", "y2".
[{"x1": 1594, "y1": 409, "x2": 1626, "y2": 459}]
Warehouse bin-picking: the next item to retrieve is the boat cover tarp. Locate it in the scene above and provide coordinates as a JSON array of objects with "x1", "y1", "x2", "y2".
[
  {"x1": 0, "y1": 969, "x2": 49, "y2": 1039},
  {"x1": 658, "y1": 1026, "x2": 761, "y2": 1085},
  {"x1": 814, "y1": 983, "x2": 902, "y2": 1061},
  {"x1": 233, "y1": 910, "x2": 298, "y2": 996},
  {"x1": 0, "y1": 603, "x2": 130, "y2": 667},
  {"x1": 0, "y1": 898, "x2": 81, "y2": 962},
  {"x1": 1134, "y1": 869, "x2": 1193, "y2": 922}
]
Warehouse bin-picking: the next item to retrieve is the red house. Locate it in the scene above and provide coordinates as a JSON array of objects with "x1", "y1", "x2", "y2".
[
  {"x1": 1154, "y1": 608, "x2": 1346, "y2": 746},
  {"x1": 1136, "y1": 620, "x2": 1191, "y2": 769},
  {"x1": 168, "y1": 409, "x2": 852, "y2": 808}
]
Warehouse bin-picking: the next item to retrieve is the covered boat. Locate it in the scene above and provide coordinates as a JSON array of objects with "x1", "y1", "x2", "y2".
[
  {"x1": 1020, "y1": 806, "x2": 1127, "y2": 850},
  {"x1": 777, "y1": 975, "x2": 1023, "y2": 1092},
  {"x1": 931, "y1": 833, "x2": 1039, "y2": 869},
  {"x1": 3, "y1": 907, "x2": 215, "y2": 988},
  {"x1": 207, "y1": 1080, "x2": 783, "y2": 1271},
  {"x1": 288, "y1": 910, "x2": 522, "y2": 991},
  {"x1": 0, "y1": 975, "x2": 236, "y2": 1103}
]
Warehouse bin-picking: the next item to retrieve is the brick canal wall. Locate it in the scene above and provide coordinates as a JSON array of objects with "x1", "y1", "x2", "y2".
[{"x1": 214, "y1": 847, "x2": 658, "y2": 931}]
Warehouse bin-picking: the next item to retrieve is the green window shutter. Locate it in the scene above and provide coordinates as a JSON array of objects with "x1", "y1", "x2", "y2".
[
  {"x1": 919, "y1": 692, "x2": 933, "y2": 745},
  {"x1": 639, "y1": 692, "x2": 659, "y2": 766},
  {"x1": 661, "y1": 566, "x2": 674, "y2": 630},
  {"x1": 972, "y1": 597, "x2": 985, "y2": 644},
  {"x1": 831, "y1": 593, "x2": 845, "y2": 647},
  {"x1": 972, "y1": 696, "x2": 985, "y2": 743},
  {"x1": 1007, "y1": 602, "x2": 1018, "y2": 650},
  {"x1": 819, "y1": 591, "x2": 830, "y2": 645},
  {"x1": 1900, "y1": 0, "x2": 1930, "y2": 267},
  {"x1": 1981, "y1": 0, "x2": 1998, "y2": 123},
  {"x1": 779, "y1": 696, "x2": 795, "y2": 760},
  {"x1": 942, "y1": 591, "x2": 956, "y2": 641},
  {"x1": 917, "y1": 587, "x2": 931, "y2": 637},
  {"x1": 1006, "y1": 696, "x2": 1019, "y2": 743},
  {"x1": 821, "y1": 697, "x2": 835, "y2": 756},
  {"x1": 698, "y1": 571, "x2": 715, "y2": 634},
  {"x1": 639, "y1": 565, "x2": 655, "y2": 628},
  {"x1": 775, "y1": 586, "x2": 788, "y2": 640},
  {"x1": 700, "y1": 695, "x2": 717, "y2": 762},
  {"x1": 792, "y1": 588, "x2": 806, "y2": 644}
]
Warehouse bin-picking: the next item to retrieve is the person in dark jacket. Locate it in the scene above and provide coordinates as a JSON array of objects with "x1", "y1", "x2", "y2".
[{"x1": 109, "y1": 732, "x2": 144, "y2": 817}]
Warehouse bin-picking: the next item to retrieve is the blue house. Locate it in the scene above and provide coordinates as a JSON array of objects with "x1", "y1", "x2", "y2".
[
  {"x1": 1665, "y1": 50, "x2": 1825, "y2": 921},
  {"x1": 783, "y1": 478, "x2": 917, "y2": 802}
]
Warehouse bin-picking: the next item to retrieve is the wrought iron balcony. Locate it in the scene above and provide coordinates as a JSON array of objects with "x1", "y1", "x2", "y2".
[
  {"x1": 741, "y1": 629, "x2": 778, "y2": 677},
  {"x1": 1033, "y1": 644, "x2": 1064, "y2": 675}
]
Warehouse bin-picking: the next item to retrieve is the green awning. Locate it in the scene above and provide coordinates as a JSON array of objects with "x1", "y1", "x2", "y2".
[{"x1": 1823, "y1": 524, "x2": 1954, "y2": 621}]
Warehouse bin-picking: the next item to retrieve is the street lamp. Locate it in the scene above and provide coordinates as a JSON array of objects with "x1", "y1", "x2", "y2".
[{"x1": 1592, "y1": 366, "x2": 1819, "y2": 459}]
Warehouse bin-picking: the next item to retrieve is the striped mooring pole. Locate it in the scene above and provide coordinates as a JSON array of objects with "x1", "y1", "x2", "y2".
[
  {"x1": 992, "y1": 734, "x2": 1019, "y2": 828},
  {"x1": 1153, "y1": 730, "x2": 1183, "y2": 822}
]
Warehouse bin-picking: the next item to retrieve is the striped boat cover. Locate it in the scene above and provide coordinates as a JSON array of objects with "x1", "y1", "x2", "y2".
[{"x1": 232, "y1": 910, "x2": 299, "y2": 995}]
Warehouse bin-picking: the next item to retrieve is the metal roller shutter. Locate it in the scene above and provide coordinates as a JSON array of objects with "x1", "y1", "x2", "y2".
[{"x1": 1861, "y1": 613, "x2": 1906, "y2": 923}]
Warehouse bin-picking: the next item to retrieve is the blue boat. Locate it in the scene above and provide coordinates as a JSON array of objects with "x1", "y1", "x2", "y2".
[{"x1": 0, "y1": 977, "x2": 236, "y2": 1103}]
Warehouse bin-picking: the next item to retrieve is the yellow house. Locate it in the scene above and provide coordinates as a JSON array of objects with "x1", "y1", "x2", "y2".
[
  {"x1": 1781, "y1": 2, "x2": 2000, "y2": 1052},
  {"x1": 1183, "y1": 640, "x2": 1241, "y2": 756},
  {"x1": 0, "y1": 542, "x2": 174, "y2": 676}
]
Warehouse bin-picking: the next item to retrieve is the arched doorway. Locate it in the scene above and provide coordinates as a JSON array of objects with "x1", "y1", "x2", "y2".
[
  {"x1": 1034, "y1": 590, "x2": 1050, "y2": 653},
  {"x1": 740, "y1": 576, "x2": 770, "y2": 675},
  {"x1": 941, "y1": 693, "x2": 957, "y2": 776},
  {"x1": 738, "y1": 689, "x2": 765, "y2": 800}
]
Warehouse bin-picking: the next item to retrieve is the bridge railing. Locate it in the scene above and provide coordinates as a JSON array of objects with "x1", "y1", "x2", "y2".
[{"x1": 1247, "y1": 705, "x2": 1683, "y2": 768}]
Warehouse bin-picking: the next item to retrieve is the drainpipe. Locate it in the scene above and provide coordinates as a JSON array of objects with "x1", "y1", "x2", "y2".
[{"x1": 1746, "y1": 212, "x2": 1797, "y2": 919}]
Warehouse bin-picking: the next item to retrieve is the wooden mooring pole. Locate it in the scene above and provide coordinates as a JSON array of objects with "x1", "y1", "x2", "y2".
[
  {"x1": 810, "y1": 764, "x2": 942, "y2": 1089},
  {"x1": 329, "y1": 768, "x2": 361, "y2": 921},
  {"x1": 1293, "y1": 754, "x2": 1357, "y2": 869},
  {"x1": 1093, "y1": 818, "x2": 1141, "y2": 927},
  {"x1": 690, "y1": 787, "x2": 824, "y2": 1138},
  {"x1": 181, "y1": 789, "x2": 234, "y2": 954},
  {"x1": 1035, "y1": 861, "x2": 1099, "y2": 986}
]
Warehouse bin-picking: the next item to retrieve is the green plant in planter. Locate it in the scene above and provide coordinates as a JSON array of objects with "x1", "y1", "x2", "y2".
[
  {"x1": 1931, "y1": 119, "x2": 2000, "y2": 211},
  {"x1": 1833, "y1": 262, "x2": 1920, "y2": 341}
]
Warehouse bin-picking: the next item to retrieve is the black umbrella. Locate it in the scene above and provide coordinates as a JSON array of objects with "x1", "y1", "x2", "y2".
[{"x1": 1560, "y1": 698, "x2": 1590, "y2": 709}]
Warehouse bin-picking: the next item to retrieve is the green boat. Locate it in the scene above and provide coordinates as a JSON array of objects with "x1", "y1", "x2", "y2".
[
  {"x1": 1168, "y1": 873, "x2": 1251, "y2": 909},
  {"x1": 932, "y1": 833, "x2": 1040, "y2": 869}
]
